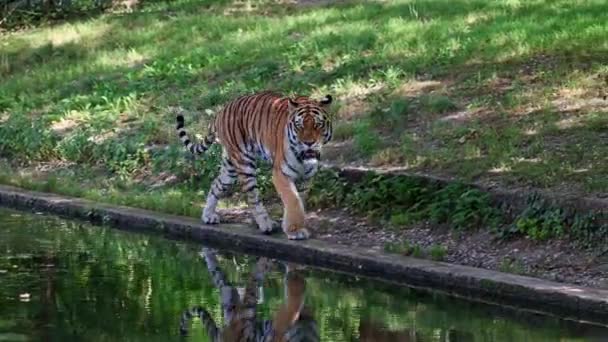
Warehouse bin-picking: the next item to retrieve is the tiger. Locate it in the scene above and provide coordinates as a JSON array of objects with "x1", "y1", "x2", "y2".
[
  {"x1": 174, "y1": 91, "x2": 333, "y2": 240},
  {"x1": 179, "y1": 248, "x2": 319, "y2": 342}
]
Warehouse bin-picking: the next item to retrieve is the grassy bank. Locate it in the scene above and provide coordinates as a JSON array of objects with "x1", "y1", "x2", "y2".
[{"x1": 1, "y1": 0, "x2": 607, "y2": 245}]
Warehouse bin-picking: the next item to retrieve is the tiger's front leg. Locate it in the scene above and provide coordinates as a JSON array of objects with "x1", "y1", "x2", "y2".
[
  {"x1": 272, "y1": 168, "x2": 309, "y2": 240},
  {"x1": 236, "y1": 164, "x2": 278, "y2": 234}
]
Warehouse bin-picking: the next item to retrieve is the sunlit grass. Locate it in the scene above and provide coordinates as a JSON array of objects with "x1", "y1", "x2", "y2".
[{"x1": 1, "y1": 0, "x2": 607, "y2": 199}]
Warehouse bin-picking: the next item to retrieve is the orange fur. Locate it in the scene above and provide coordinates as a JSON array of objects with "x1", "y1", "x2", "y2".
[{"x1": 176, "y1": 91, "x2": 332, "y2": 240}]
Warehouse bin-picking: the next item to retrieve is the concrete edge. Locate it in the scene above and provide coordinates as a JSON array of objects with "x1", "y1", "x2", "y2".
[{"x1": 0, "y1": 184, "x2": 607, "y2": 326}]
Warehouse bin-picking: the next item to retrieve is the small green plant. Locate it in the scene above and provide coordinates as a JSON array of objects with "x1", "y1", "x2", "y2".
[
  {"x1": 567, "y1": 212, "x2": 608, "y2": 248},
  {"x1": 353, "y1": 121, "x2": 381, "y2": 157},
  {"x1": 410, "y1": 244, "x2": 424, "y2": 258},
  {"x1": 427, "y1": 182, "x2": 501, "y2": 230},
  {"x1": 499, "y1": 258, "x2": 526, "y2": 275},
  {"x1": 309, "y1": 172, "x2": 500, "y2": 231},
  {"x1": 389, "y1": 212, "x2": 414, "y2": 226},
  {"x1": 384, "y1": 241, "x2": 424, "y2": 258},
  {"x1": 512, "y1": 194, "x2": 566, "y2": 241},
  {"x1": 370, "y1": 98, "x2": 409, "y2": 129},
  {"x1": 332, "y1": 122, "x2": 356, "y2": 141},
  {"x1": 384, "y1": 241, "x2": 445, "y2": 260},
  {"x1": 384, "y1": 241, "x2": 411, "y2": 255},
  {"x1": 420, "y1": 94, "x2": 457, "y2": 114},
  {"x1": 307, "y1": 169, "x2": 349, "y2": 209},
  {"x1": 429, "y1": 244, "x2": 447, "y2": 261}
]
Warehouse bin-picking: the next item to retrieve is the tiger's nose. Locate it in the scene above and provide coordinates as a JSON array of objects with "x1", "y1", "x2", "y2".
[{"x1": 303, "y1": 141, "x2": 315, "y2": 147}]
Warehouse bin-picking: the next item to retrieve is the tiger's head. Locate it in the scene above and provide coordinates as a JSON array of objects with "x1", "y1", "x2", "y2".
[{"x1": 287, "y1": 95, "x2": 333, "y2": 161}]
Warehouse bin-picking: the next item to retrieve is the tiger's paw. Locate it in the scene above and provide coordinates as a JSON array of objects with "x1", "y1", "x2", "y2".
[
  {"x1": 255, "y1": 214, "x2": 278, "y2": 234},
  {"x1": 201, "y1": 210, "x2": 220, "y2": 224},
  {"x1": 285, "y1": 227, "x2": 311, "y2": 240}
]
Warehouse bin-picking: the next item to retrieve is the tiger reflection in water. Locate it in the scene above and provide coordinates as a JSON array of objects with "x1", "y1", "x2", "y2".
[{"x1": 180, "y1": 248, "x2": 319, "y2": 342}]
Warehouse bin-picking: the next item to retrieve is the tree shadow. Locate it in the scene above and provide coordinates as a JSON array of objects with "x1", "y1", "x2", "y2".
[{"x1": 3, "y1": 0, "x2": 608, "y2": 197}]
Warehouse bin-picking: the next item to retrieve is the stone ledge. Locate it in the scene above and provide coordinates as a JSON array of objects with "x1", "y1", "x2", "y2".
[{"x1": 0, "y1": 184, "x2": 607, "y2": 326}]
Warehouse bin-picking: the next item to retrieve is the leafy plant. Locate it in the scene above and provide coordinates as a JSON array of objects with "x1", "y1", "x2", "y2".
[{"x1": 429, "y1": 244, "x2": 447, "y2": 261}]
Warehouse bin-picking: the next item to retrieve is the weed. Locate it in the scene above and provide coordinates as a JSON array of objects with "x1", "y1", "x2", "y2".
[
  {"x1": 370, "y1": 147, "x2": 404, "y2": 165},
  {"x1": 499, "y1": 258, "x2": 526, "y2": 275},
  {"x1": 494, "y1": 194, "x2": 608, "y2": 247},
  {"x1": 427, "y1": 183, "x2": 501, "y2": 230},
  {"x1": 410, "y1": 245, "x2": 424, "y2": 258},
  {"x1": 384, "y1": 241, "x2": 446, "y2": 261},
  {"x1": 389, "y1": 212, "x2": 415, "y2": 227},
  {"x1": 309, "y1": 171, "x2": 501, "y2": 230},
  {"x1": 370, "y1": 98, "x2": 410, "y2": 129},
  {"x1": 511, "y1": 194, "x2": 566, "y2": 241},
  {"x1": 384, "y1": 241, "x2": 411, "y2": 255},
  {"x1": 383, "y1": 241, "x2": 423, "y2": 258},
  {"x1": 353, "y1": 121, "x2": 381, "y2": 157},
  {"x1": 420, "y1": 94, "x2": 457, "y2": 114},
  {"x1": 429, "y1": 244, "x2": 447, "y2": 261},
  {"x1": 332, "y1": 122, "x2": 356, "y2": 141},
  {"x1": 567, "y1": 212, "x2": 608, "y2": 248}
]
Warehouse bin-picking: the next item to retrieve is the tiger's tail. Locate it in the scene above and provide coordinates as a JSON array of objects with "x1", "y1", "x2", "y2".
[
  {"x1": 172, "y1": 106, "x2": 216, "y2": 155},
  {"x1": 179, "y1": 306, "x2": 220, "y2": 339}
]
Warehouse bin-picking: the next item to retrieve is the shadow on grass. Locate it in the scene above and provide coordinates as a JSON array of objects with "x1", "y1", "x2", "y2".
[{"x1": 1, "y1": 0, "x2": 607, "y2": 194}]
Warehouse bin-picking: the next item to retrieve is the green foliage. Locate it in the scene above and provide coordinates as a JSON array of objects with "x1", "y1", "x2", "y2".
[
  {"x1": 383, "y1": 241, "x2": 421, "y2": 258},
  {"x1": 311, "y1": 170, "x2": 606, "y2": 245},
  {"x1": 0, "y1": 115, "x2": 57, "y2": 161},
  {"x1": 568, "y1": 213, "x2": 608, "y2": 248},
  {"x1": 494, "y1": 193, "x2": 608, "y2": 247},
  {"x1": 420, "y1": 94, "x2": 457, "y2": 114},
  {"x1": 427, "y1": 183, "x2": 500, "y2": 230},
  {"x1": 429, "y1": 244, "x2": 447, "y2": 261},
  {"x1": 384, "y1": 241, "x2": 446, "y2": 261},
  {"x1": 370, "y1": 98, "x2": 410, "y2": 129},
  {"x1": 499, "y1": 258, "x2": 526, "y2": 275},
  {"x1": 332, "y1": 122, "x2": 356, "y2": 141},
  {"x1": 510, "y1": 194, "x2": 567, "y2": 241},
  {"x1": 309, "y1": 170, "x2": 501, "y2": 231},
  {"x1": 307, "y1": 169, "x2": 350, "y2": 209},
  {"x1": 353, "y1": 120, "x2": 382, "y2": 157}
]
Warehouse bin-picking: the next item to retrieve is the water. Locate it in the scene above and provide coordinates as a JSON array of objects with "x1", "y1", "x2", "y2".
[{"x1": 0, "y1": 208, "x2": 607, "y2": 341}]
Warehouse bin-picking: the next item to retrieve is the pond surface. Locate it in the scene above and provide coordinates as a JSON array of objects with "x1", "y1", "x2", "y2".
[{"x1": 0, "y1": 208, "x2": 607, "y2": 341}]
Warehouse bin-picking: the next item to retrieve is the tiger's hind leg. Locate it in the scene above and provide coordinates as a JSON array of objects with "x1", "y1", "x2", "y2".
[
  {"x1": 234, "y1": 161, "x2": 278, "y2": 234},
  {"x1": 201, "y1": 158, "x2": 237, "y2": 224}
]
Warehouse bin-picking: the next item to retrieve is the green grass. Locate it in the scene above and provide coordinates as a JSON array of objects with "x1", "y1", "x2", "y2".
[
  {"x1": 384, "y1": 241, "x2": 446, "y2": 261},
  {"x1": 0, "y1": 0, "x2": 607, "y2": 244},
  {"x1": 308, "y1": 169, "x2": 502, "y2": 230},
  {"x1": 498, "y1": 258, "x2": 526, "y2": 275}
]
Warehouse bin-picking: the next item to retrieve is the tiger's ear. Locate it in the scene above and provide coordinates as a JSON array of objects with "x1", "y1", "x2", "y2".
[
  {"x1": 288, "y1": 98, "x2": 299, "y2": 112},
  {"x1": 319, "y1": 94, "x2": 332, "y2": 107}
]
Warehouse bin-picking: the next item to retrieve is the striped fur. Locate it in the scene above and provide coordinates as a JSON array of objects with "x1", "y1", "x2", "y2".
[
  {"x1": 173, "y1": 91, "x2": 333, "y2": 240},
  {"x1": 179, "y1": 248, "x2": 319, "y2": 342}
]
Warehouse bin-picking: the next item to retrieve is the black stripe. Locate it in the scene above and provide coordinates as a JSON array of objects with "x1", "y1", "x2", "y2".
[
  {"x1": 239, "y1": 172, "x2": 256, "y2": 178},
  {"x1": 242, "y1": 161, "x2": 256, "y2": 170},
  {"x1": 284, "y1": 159, "x2": 299, "y2": 174},
  {"x1": 184, "y1": 139, "x2": 190, "y2": 146},
  {"x1": 179, "y1": 131, "x2": 186, "y2": 137},
  {"x1": 242, "y1": 152, "x2": 255, "y2": 162},
  {"x1": 219, "y1": 181, "x2": 233, "y2": 188},
  {"x1": 242, "y1": 183, "x2": 257, "y2": 193}
]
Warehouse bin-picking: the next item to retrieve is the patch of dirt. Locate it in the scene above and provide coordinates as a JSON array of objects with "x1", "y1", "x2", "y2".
[{"x1": 216, "y1": 204, "x2": 608, "y2": 289}]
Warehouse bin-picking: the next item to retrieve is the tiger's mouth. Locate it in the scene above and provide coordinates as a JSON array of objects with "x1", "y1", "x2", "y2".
[{"x1": 301, "y1": 149, "x2": 320, "y2": 160}]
